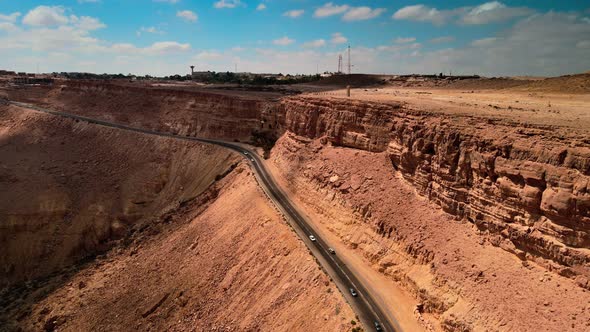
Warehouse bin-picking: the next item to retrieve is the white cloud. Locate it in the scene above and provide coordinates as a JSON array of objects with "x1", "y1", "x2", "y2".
[
  {"x1": 394, "y1": 2, "x2": 534, "y2": 26},
  {"x1": 392, "y1": 5, "x2": 454, "y2": 25},
  {"x1": 430, "y1": 36, "x2": 455, "y2": 43},
  {"x1": 23, "y1": 6, "x2": 69, "y2": 27},
  {"x1": 153, "y1": 0, "x2": 181, "y2": 3},
  {"x1": 256, "y1": 3, "x2": 266, "y2": 11},
  {"x1": 110, "y1": 41, "x2": 190, "y2": 55},
  {"x1": 395, "y1": 37, "x2": 416, "y2": 43},
  {"x1": 460, "y1": 1, "x2": 533, "y2": 25},
  {"x1": 78, "y1": 0, "x2": 101, "y2": 3},
  {"x1": 214, "y1": 0, "x2": 242, "y2": 9},
  {"x1": 147, "y1": 41, "x2": 191, "y2": 54},
  {"x1": 232, "y1": 46, "x2": 245, "y2": 52},
  {"x1": 0, "y1": 12, "x2": 21, "y2": 23},
  {"x1": 314, "y1": 3, "x2": 350, "y2": 18},
  {"x1": 408, "y1": 12, "x2": 590, "y2": 76},
  {"x1": 331, "y1": 32, "x2": 347, "y2": 44},
  {"x1": 70, "y1": 16, "x2": 106, "y2": 31},
  {"x1": 177, "y1": 10, "x2": 197, "y2": 22},
  {"x1": 273, "y1": 36, "x2": 295, "y2": 46},
  {"x1": 343, "y1": 7, "x2": 385, "y2": 21},
  {"x1": 302, "y1": 39, "x2": 326, "y2": 48},
  {"x1": 0, "y1": 22, "x2": 17, "y2": 32},
  {"x1": 137, "y1": 26, "x2": 164, "y2": 36},
  {"x1": 283, "y1": 10, "x2": 304, "y2": 18},
  {"x1": 195, "y1": 51, "x2": 223, "y2": 60}
]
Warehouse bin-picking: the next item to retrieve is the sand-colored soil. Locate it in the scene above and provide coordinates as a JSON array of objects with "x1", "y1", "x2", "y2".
[
  {"x1": 305, "y1": 87, "x2": 590, "y2": 132},
  {"x1": 0, "y1": 106, "x2": 356, "y2": 331},
  {"x1": 268, "y1": 133, "x2": 590, "y2": 331}
]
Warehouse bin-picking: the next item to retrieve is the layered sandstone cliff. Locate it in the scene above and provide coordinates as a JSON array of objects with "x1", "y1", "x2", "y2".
[
  {"x1": 279, "y1": 96, "x2": 590, "y2": 285},
  {"x1": 5, "y1": 82, "x2": 281, "y2": 141}
]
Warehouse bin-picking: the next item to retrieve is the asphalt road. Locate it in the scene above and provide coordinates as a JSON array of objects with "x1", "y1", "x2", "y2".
[{"x1": 7, "y1": 101, "x2": 400, "y2": 332}]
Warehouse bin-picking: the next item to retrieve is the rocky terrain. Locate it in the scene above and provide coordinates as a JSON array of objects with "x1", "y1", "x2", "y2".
[
  {"x1": 0, "y1": 102, "x2": 355, "y2": 331},
  {"x1": 269, "y1": 132, "x2": 590, "y2": 331},
  {"x1": 2, "y1": 78, "x2": 589, "y2": 331},
  {"x1": 0, "y1": 103, "x2": 242, "y2": 288},
  {"x1": 279, "y1": 96, "x2": 590, "y2": 284},
  {"x1": 4, "y1": 81, "x2": 281, "y2": 142}
]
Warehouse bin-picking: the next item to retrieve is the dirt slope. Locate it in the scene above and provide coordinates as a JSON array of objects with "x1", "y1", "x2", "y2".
[
  {"x1": 269, "y1": 133, "x2": 590, "y2": 331},
  {"x1": 0, "y1": 104, "x2": 239, "y2": 287},
  {"x1": 0, "y1": 106, "x2": 356, "y2": 331}
]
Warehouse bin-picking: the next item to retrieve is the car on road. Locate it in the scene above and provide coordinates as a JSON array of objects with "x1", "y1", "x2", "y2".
[
  {"x1": 309, "y1": 235, "x2": 316, "y2": 242},
  {"x1": 349, "y1": 288, "x2": 358, "y2": 297},
  {"x1": 243, "y1": 151, "x2": 249, "y2": 155},
  {"x1": 328, "y1": 248, "x2": 335, "y2": 254},
  {"x1": 374, "y1": 321, "x2": 383, "y2": 331}
]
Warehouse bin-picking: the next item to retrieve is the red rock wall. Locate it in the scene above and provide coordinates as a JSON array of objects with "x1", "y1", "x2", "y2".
[
  {"x1": 5, "y1": 82, "x2": 279, "y2": 141},
  {"x1": 279, "y1": 96, "x2": 590, "y2": 284}
]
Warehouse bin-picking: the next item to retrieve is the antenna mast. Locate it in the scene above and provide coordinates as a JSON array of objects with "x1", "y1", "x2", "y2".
[
  {"x1": 338, "y1": 54, "x2": 342, "y2": 73},
  {"x1": 347, "y1": 45, "x2": 351, "y2": 75}
]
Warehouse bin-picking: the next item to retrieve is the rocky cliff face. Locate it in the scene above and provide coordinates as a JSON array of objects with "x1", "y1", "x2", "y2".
[
  {"x1": 0, "y1": 105, "x2": 238, "y2": 287},
  {"x1": 279, "y1": 96, "x2": 590, "y2": 285},
  {"x1": 5, "y1": 82, "x2": 280, "y2": 142}
]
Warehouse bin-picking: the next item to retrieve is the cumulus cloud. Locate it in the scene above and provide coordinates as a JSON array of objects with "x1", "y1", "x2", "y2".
[
  {"x1": 392, "y1": 5, "x2": 455, "y2": 25},
  {"x1": 408, "y1": 12, "x2": 590, "y2": 76},
  {"x1": 23, "y1": 6, "x2": 69, "y2": 27},
  {"x1": 343, "y1": 7, "x2": 385, "y2": 21},
  {"x1": 0, "y1": 22, "x2": 18, "y2": 32},
  {"x1": 256, "y1": 4, "x2": 266, "y2": 11},
  {"x1": 273, "y1": 36, "x2": 295, "y2": 46},
  {"x1": 314, "y1": 3, "x2": 350, "y2": 18},
  {"x1": 70, "y1": 16, "x2": 106, "y2": 31},
  {"x1": 177, "y1": 10, "x2": 197, "y2": 22},
  {"x1": 0, "y1": 12, "x2": 21, "y2": 23},
  {"x1": 302, "y1": 39, "x2": 326, "y2": 48},
  {"x1": 394, "y1": 37, "x2": 416, "y2": 43},
  {"x1": 393, "y1": 2, "x2": 534, "y2": 26},
  {"x1": 283, "y1": 10, "x2": 304, "y2": 18},
  {"x1": 331, "y1": 32, "x2": 347, "y2": 44},
  {"x1": 460, "y1": 1, "x2": 533, "y2": 25},
  {"x1": 214, "y1": 0, "x2": 242, "y2": 9},
  {"x1": 19, "y1": 6, "x2": 106, "y2": 31}
]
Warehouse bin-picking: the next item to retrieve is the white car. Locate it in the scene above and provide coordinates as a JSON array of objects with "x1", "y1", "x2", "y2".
[
  {"x1": 309, "y1": 235, "x2": 316, "y2": 242},
  {"x1": 243, "y1": 151, "x2": 249, "y2": 155}
]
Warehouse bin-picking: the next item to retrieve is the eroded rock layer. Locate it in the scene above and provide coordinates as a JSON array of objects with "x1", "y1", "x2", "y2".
[{"x1": 279, "y1": 96, "x2": 590, "y2": 284}]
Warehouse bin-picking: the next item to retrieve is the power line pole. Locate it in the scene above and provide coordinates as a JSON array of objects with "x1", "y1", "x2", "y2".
[{"x1": 338, "y1": 54, "x2": 342, "y2": 73}]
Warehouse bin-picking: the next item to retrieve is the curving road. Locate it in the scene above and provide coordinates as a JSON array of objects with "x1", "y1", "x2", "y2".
[{"x1": 7, "y1": 101, "x2": 400, "y2": 332}]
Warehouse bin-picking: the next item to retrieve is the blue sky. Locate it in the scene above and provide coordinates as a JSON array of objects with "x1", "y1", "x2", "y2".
[{"x1": 1, "y1": 1, "x2": 589, "y2": 76}]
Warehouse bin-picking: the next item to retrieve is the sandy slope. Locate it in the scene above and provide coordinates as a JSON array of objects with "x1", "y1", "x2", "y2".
[
  {"x1": 0, "y1": 106, "x2": 356, "y2": 332},
  {"x1": 268, "y1": 133, "x2": 590, "y2": 331}
]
